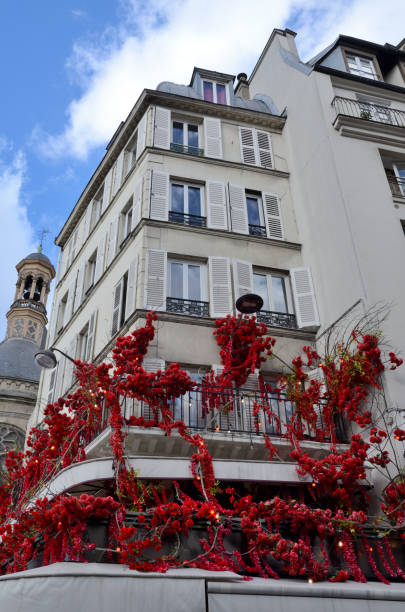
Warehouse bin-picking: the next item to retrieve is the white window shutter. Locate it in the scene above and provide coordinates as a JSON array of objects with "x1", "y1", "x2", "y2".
[
  {"x1": 142, "y1": 359, "x2": 165, "y2": 421},
  {"x1": 306, "y1": 368, "x2": 326, "y2": 430},
  {"x1": 229, "y1": 184, "x2": 248, "y2": 234},
  {"x1": 63, "y1": 284, "x2": 74, "y2": 327},
  {"x1": 64, "y1": 337, "x2": 78, "y2": 393},
  {"x1": 94, "y1": 233, "x2": 107, "y2": 284},
  {"x1": 256, "y1": 130, "x2": 274, "y2": 169},
  {"x1": 204, "y1": 118, "x2": 223, "y2": 158},
  {"x1": 263, "y1": 193, "x2": 284, "y2": 240},
  {"x1": 232, "y1": 260, "x2": 253, "y2": 299},
  {"x1": 153, "y1": 107, "x2": 170, "y2": 149},
  {"x1": 241, "y1": 370, "x2": 262, "y2": 432},
  {"x1": 290, "y1": 267, "x2": 320, "y2": 328},
  {"x1": 106, "y1": 216, "x2": 119, "y2": 267},
  {"x1": 112, "y1": 151, "x2": 125, "y2": 197},
  {"x1": 125, "y1": 255, "x2": 138, "y2": 320},
  {"x1": 47, "y1": 367, "x2": 57, "y2": 405},
  {"x1": 206, "y1": 181, "x2": 228, "y2": 230},
  {"x1": 53, "y1": 354, "x2": 65, "y2": 402},
  {"x1": 82, "y1": 202, "x2": 92, "y2": 243},
  {"x1": 111, "y1": 279, "x2": 124, "y2": 337},
  {"x1": 239, "y1": 127, "x2": 257, "y2": 165},
  {"x1": 131, "y1": 178, "x2": 143, "y2": 231},
  {"x1": 72, "y1": 228, "x2": 80, "y2": 260},
  {"x1": 101, "y1": 169, "x2": 113, "y2": 214},
  {"x1": 136, "y1": 112, "x2": 147, "y2": 159},
  {"x1": 144, "y1": 249, "x2": 167, "y2": 311},
  {"x1": 47, "y1": 307, "x2": 58, "y2": 347},
  {"x1": 73, "y1": 263, "x2": 85, "y2": 312},
  {"x1": 150, "y1": 170, "x2": 169, "y2": 221},
  {"x1": 86, "y1": 310, "x2": 98, "y2": 361},
  {"x1": 209, "y1": 257, "x2": 232, "y2": 318}
]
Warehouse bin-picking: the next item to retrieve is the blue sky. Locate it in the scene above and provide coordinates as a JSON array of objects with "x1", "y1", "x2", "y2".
[{"x1": 0, "y1": 0, "x2": 403, "y2": 336}]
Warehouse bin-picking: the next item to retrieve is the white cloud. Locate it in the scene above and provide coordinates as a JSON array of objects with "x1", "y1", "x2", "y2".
[
  {"x1": 35, "y1": 0, "x2": 405, "y2": 160},
  {"x1": 71, "y1": 8, "x2": 87, "y2": 19},
  {"x1": 0, "y1": 145, "x2": 36, "y2": 338}
]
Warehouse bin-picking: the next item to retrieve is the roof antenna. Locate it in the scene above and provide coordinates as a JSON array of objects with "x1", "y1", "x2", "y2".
[{"x1": 37, "y1": 229, "x2": 49, "y2": 253}]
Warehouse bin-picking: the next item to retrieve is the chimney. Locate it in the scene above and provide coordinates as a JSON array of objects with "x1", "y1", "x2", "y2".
[{"x1": 235, "y1": 72, "x2": 250, "y2": 99}]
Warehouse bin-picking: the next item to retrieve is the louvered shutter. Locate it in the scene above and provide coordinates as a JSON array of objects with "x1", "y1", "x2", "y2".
[
  {"x1": 64, "y1": 337, "x2": 77, "y2": 393},
  {"x1": 86, "y1": 310, "x2": 98, "y2": 361},
  {"x1": 63, "y1": 283, "x2": 74, "y2": 327},
  {"x1": 206, "y1": 181, "x2": 228, "y2": 230},
  {"x1": 209, "y1": 257, "x2": 232, "y2": 318},
  {"x1": 82, "y1": 202, "x2": 92, "y2": 242},
  {"x1": 73, "y1": 263, "x2": 85, "y2": 312},
  {"x1": 241, "y1": 370, "x2": 261, "y2": 433},
  {"x1": 306, "y1": 368, "x2": 326, "y2": 433},
  {"x1": 131, "y1": 178, "x2": 142, "y2": 231},
  {"x1": 142, "y1": 359, "x2": 165, "y2": 421},
  {"x1": 106, "y1": 217, "x2": 118, "y2": 267},
  {"x1": 204, "y1": 118, "x2": 223, "y2": 158},
  {"x1": 263, "y1": 193, "x2": 284, "y2": 240},
  {"x1": 125, "y1": 255, "x2": 138, "y2": 320},
  {"x1": 256, "y1": 130, "x2": 274, "y2": 168},
  {"x1": 211, "y1": 364, "x2": 238, "y2": 432},
  {"x1": 229, "y1": 184, "x2": 248, "y2": 234},
  {"x1": 94, "y1": 233, "x2": 106, "y2": 284},
  {"x1": 71, "y1": 228, "x2": 80, "y2": 260},
  {"x1": 144, "y1": 249, "x2": 167, "y2": 310},
  {"x1": 112, "y1": 151, "x2": 125, "y2": 197},
  {"x1": 150, "y1": 170, "x2": 169, "y2": 221},
  {"x1": 111, "y1": 279, "x2": 124, "y2": 337},
  {"x1": 290, "y1": 268, "x2": 320, "y2": 328},
  {"x1": 53, "y1": 354, "x2": 65, "y2": 402},
  {"x1": 153, "y1": 107, "x2": 170, "y2": 149},
  {"x1": 239, "y1": 127, "x2": 257, "y2": 165},
  {"x1": 47, "y1": 306, "x2": 58, "y2": 347},
  {"x1": 136, "y1": 112, "x2": 147, "y2": 159},
  {"x1": 47, "y1": 367, "x2": 57, "y2": 405},
  {"x1": 233, "y1": 260, "x2": 253, "y2": 299},
  {"x1": 101, "y1": 169, "x2": 113, "y2": 214}
]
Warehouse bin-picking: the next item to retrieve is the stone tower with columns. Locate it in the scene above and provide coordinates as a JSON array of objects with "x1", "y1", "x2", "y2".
[{"x1": 0, "y1": 251, "x2": 55, "y2": 458}]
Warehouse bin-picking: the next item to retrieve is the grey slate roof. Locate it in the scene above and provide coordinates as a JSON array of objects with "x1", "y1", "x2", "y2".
[
  {"x1": 0, "y1": 338, "x2": 42, "y2": 382},
  {"x1": 25, "y1": 252, "x2": 52, "y2": 266}
]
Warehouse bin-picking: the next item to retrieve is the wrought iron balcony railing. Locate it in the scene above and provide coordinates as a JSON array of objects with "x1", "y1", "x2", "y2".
[
  {"x1": 248, "y1": 223, "x2": 267, "y2": 238},
  {"x1": 332, "y1": 96, "x2": 405, "y2": 128},
  {"x1": 170, "y1": 142, "x2": 204, "y2": 156},
  {"x1": 91, "y1": 387, "x2": 349, "y2": 445},
  {"x1": 11, "y1": 299, "x2": 46, "y2": 314},
  {"x1": 387, "y1": 175, "x2": 405, "y2": 199},
  {"x1": 166, "y1": 297, "x2": 209, "y2": 318},
  {"x1": 168, "y1": 211, "x2": 207, "y2": 228},
  {"x1": 256, "y1": 310, "x2": 297, "y2": 329}
]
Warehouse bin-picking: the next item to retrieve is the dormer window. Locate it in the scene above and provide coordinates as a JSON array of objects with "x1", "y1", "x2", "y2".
[
  {"x1": 345, "y1": 53, "x2": 379, "y2": 80},
  {"x1": 203, "y1": 80, "x2": 228, "y2": 104}
]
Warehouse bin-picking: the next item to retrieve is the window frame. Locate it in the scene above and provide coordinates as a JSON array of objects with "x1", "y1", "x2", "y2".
[
  {"x1": 202, "y1": 79, "x2": 229, "y2": 105},
  {"x1": 167, "y1": 259, "x2": 208, "y2": 302},
  {"x1": 252, "y1": 269, "x2": 294, "y2": 314},
  {"x1": 90, "y1": 188, "x2": 103, "y2": 232},
  {"x1": 120, "y1": 198, "x2": 134, "y2": 246},
  {"x1": 78, "y1": 325, "x2": 89, "y2": 362},
  {"x1": 56, "y1": 292, "x2": 68, "y2": 333},
  {"x1": 245, "y1": 191, "x2": 265, "y2": 234},
  {"x1": 171, "y1": 120, "x2": 201, "y2": 149},
  {"x1": 342, "y1": 48, "x2": 382, "y2": 81},
  {"x1": 170, "y1": 180, "x2": 205, "y2": 218},
  {"x1": 393, "y1": 162, "x2": 405, "y2": 197},
  {"x1": 124, "y1": 131, "x2": 138, "y2": 177}
]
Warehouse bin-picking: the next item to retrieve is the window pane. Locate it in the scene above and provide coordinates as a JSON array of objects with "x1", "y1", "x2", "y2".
[
  {"x1": 188, "y1": 124, "x2": 199, "y2": 148},
  {"x1": 188, "y1": 265, "x2": 201, "y2": 300},
  {"x1": 188, "y1": 187, "x2": 201, "y2": 217},
  {"x1": 203, "y1": 81, "x2": 214, "y2": 102},
  {"x1": 171, "y1": 184, "x2": 184, "y2": 213},
  {"x1": 173, "y1": 122, "x2": 184, "y2": 145},
  {"x1": 272, "y1": 277, "x2": 287, "y2": 313},
  {"x1": 246, "y1": 197, "x2": 261, "y2": 226},
  {"x1": 170, "y1": 263, "x2": 183, "y2": 298},
  {"x1": 253, "y1": 274, "x2": 269, "y2": 311},
  {"x1": 216, "y1": 84, "x2": 226, "y2": 104}
]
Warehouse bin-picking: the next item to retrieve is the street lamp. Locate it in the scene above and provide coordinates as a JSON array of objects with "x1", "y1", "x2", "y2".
[
  {"x1": 34, "y1": 347, "x2": 75, "y2": 369},
  {"x1": 235, "y1": 293, "x2": 263, "y2": 315}
]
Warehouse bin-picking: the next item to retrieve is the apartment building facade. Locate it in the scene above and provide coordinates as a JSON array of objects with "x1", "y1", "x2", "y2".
[{"x1": 245, "y1": 29, "x2": 405, "y2": 421}]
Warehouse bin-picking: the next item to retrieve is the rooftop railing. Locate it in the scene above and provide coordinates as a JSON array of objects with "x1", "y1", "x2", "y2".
[{"x1": 332, "y1": 96, "x2": 405, "y2": 128}]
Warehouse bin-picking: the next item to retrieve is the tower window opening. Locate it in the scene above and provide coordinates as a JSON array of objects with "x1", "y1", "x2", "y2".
[
  {"x1": 23, "y1": 276, "x2": 33, "y2": 300},
  {"x1": 33, "y1": 278, "x2": 43, "y2": 302}
]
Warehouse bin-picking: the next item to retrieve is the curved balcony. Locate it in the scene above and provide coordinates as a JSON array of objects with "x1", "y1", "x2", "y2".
[{"x1": 11, "y1": 298, "x2": 46, "y2": 314}]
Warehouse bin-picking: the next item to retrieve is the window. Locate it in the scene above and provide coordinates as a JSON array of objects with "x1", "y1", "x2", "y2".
[
  {"x1": 124, "y1": 132, "x2": 138, "y2": 176},
  {"x1": 90, "y1": 190, "x2": 103, "y2": 232},
  {"x1": 171, "y1": 120, "x2": 201, "y2": 155},
  {"x1": 85, "y1": 251, "x2": 97, "y2": 293},
  {"x1": 171, "y1": 368, "x2": 207, "y2": 428},
  {"x1": 78, "y1": 326, "x2": 89, "y2": 362},
  {"x1": 386, "y1": 163, "x2": 405, "y2": 198},
  {"x1": 239, "y1": 127, "x2": 274, "y2": 169},
  {"x1": 22, "y1": 276, "x2": 33, "y2": 300},
  {"x1": 345, "y1": 53, "x2": 379, "y2": 80},
  {"x1": 167, "y1": 260, "x2": 208, "y2": 317},
  {"x1": 111, "y1": 273, "x2": 128, "y2": 336},
  {"x1": 33, "y1": 277, "x2": 43, "y2": 302},
  {"x1": 57, "y1": 292, "x2": 68, "y2": 333},
  {"x1": 246, "y1": 192, "x2": 266, "y2": 237},
  {"x1": 120, "y1": 198, "x2": 133, "y2": 246},
  {"x1": 203, "y1": 80, "x2": 228, "y2": 104},
  {"x1": 169, "y1": 182, "x2": 205, "y2": 227},
  {"x1": 253, "y1": 271, "x2": 296, "y2": 328},
  {"x1": 66, "y1": 228, "x2": 79, "y2": 269}
]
